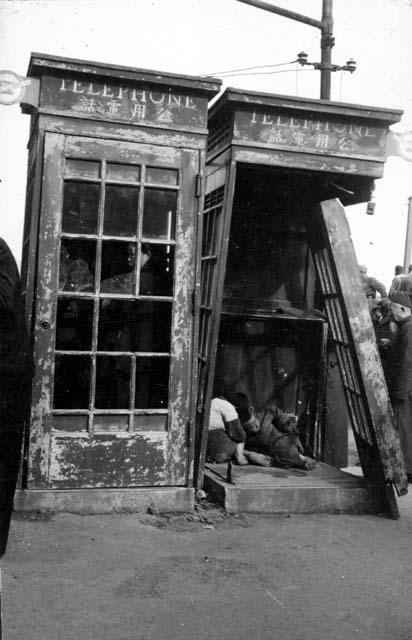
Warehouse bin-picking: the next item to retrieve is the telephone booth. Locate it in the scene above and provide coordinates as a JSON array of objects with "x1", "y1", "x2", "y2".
[
  {"x1": 17, "y1": 54, "x2": 220, "y2": 513},
  {"x1": 195, "y1": 88, "x2": 407, "y2": 516}
]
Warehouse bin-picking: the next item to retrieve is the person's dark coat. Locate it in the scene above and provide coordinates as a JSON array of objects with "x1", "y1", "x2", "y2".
[
  {"x1": 386, "y1": 316, "x2": 412, "y2": 403},
  {"x1": 0, "y1": 239, "x2": 32, "y2": 386},
  {"x1": 386, "y1": 315, "x2": 412, "y2": 475},
  {"x1": 0, "y1": 238, "x2": 32, "y2": 556}
]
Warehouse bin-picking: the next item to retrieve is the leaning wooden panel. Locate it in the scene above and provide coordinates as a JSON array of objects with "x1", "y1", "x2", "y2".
[{"x1": 313, "y1": 198, "x2": 407, "y2": 508}]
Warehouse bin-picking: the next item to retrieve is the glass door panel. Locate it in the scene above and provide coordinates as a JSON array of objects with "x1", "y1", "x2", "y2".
[
  {"x1": 31, "y1": 134, "x2": 196, "y2": 489},
  {"x1": 62, "y1": 182, "x2": 99, "y2": 234}
]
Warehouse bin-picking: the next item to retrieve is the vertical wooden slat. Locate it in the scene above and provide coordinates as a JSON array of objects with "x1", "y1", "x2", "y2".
[{"x1": 312, "y1": 198, "x2": 407, "y2": 514}]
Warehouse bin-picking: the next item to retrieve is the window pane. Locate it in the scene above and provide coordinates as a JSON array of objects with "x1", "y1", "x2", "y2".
[
  {"x1": 133, "y1": 415, "x2": 167, "y2": 431},
  {"x1": 59, "y1": 239, "x2": 95, "y2": 292},
  {"x1": 65, "y1": 159, "x2": 100, "y2": 179},
  {"x1": 62, "y1": 182, "x2": 99, "y2": 234},
  {"x1": 100, "y1": 241, "x2": 136, "y2": 294},
  {"x1": 140, "y1": 244, "x2": 174, "y2": 297},
  {"x1": 146, "y1": 167, "x2": 178, "y2": 185},
  {"x1": 142, "y1": 189, "x2": 177, "y2": 240},
  {"x1": 98, "y1": 300, "x2": 171, "y2": 353},
  {"x1": 52, "y1": 415, "x2": 88, "y2": 432},
  {"x1": 53, "y1": 355, "x2": 91, "y2": 409},
  {"x1": 135, "y1": 357, "x2": 169, "y2": 409},
  {"x1": 94, "y1": 415, "x2": 129, "y2": 432},
  {"x1": 56, "y1": 298, "x2": 93, "y2": 351},
  {"x1": 95, "y1": 356, "x2": 131, "y2": 409},
  {"x1": 106, "y1": 163, "x2": 140, "y2": 182},
  {"x1": 103, "y1": 185, "x2": 139, "y2": 237}
]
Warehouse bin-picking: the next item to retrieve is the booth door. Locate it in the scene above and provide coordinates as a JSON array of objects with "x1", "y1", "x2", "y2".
[
  {"x1": 28, "y1": 133, "x2": 199, "y2": 489},
  {"x1": 311, "y1": 198, "x2": 408, "y2": 515}
]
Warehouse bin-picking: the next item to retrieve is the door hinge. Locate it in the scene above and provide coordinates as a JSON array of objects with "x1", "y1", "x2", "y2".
[
  {"x1": 191, "y1": 289, "x2": 197, "y2": 315},
  {"x1": 195, "y1": 174, "x2": 203, "y2": 198},
  {"x1": 186, "y1": 420, "x2": 192, "y2": 447}
]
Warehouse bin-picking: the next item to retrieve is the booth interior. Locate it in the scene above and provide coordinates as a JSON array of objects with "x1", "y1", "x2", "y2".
[{"x1": 202, "y1": 162, "x2": 382, "y2": 511}]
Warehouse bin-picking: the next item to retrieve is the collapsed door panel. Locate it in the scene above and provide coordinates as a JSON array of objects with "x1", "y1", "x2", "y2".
[{"x1": 311, "y1": 198, "x2": 407, "y2": 511}]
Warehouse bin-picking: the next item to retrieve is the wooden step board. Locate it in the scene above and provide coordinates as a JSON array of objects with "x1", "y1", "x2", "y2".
[{"x1": 203, "y1": 462, "x2": 386, "y2": 514}]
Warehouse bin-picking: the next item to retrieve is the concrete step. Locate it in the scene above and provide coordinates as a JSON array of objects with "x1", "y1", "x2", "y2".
[{"x1": 203, "y1": 462, "x2": 384, "y2": 515}]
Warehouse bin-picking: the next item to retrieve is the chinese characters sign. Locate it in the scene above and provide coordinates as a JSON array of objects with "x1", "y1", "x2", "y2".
[
  {"x1": 40, "y1": 75, "x2": 208, "y2": 129},
  {"x1": 234, "y1": 109, "x2": 387, "y2": 159}
]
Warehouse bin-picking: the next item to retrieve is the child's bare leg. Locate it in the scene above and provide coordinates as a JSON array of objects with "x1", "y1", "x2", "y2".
[
  {"x1": 298, "y1": 454, "x2": 317, "y2": 470},
  {"x1": 234, "y1": 441, "x2": 248, "y2": 465},
  {"x1": 244, "y1": 450, "x2": 272, "y2": 467}
]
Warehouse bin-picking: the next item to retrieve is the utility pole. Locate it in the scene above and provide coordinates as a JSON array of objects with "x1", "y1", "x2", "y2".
[
  {"x1": 403, "y1": 196, "x2": 412, "y2": 272},
  {"x1": 320, "y1": 0, "x2": 334, "y2": 100},
  {"x1": 236, "y1": 0, "x2": 335, "y2": 100}
]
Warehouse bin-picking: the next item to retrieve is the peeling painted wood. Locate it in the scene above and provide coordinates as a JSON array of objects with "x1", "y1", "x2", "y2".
[
  {"x1": 232, "y1": 147, "x2": 384, "y2": 178},
  {"x1": 316, "y1": 199, "x2": 407, "y2": 504},
  {"x1": 27, "y1": 133, "x2": 199, "y2": 491},
  {"x1": 23, "y1": 56, "x2": 213, "y2": 494},
  {"x1": 165, "y1": 149, "x2": 199, "y2": 486},
  {"x1": 49, "y1": 433, "x2": 166, "y2": 488},
  {"x1": 38, "y1": 114, "x2": 208, "y2": 150}
]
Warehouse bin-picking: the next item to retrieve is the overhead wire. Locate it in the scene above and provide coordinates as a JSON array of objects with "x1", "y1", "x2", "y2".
[
  {"x1": 200, "y1": 59, "x2": 298, "y2": 77},
  {"x1": 208, "y1": 67, "x2": 315, "y2": 78}
]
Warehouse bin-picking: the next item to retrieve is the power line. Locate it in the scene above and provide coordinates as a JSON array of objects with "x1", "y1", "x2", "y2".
[
  {"x1": 200, "y1": 59, "x2": 298, "y2": 77},
  {"x1": 209, "y1": 67, "x2": 315, "y2": 79}
]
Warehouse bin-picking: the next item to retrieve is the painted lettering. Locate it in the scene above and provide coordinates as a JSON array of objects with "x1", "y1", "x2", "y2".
[
  {"x1": 348, "y1": 123, "x2": 363, "y2": 136},
  {"x1": 276, "y1": 115, "x2": 289, "y2": 127},
  {"x1": 364, "y1": 126, "x2": 375, "y2": 137},
  {"x1": 72, "y1": 80, "x2": 86, "y2": 94},
  {"x1": 168, "y1": 93, "x2": 181, "y2": 106},
  {"x1": 263, "y1": 113, "x2": 274, "y2": 125},
  {"x1": 185, "y1": 96, "x2": 196, "y2": 109},
  {"x1": 250, "y1": 111, "x2": 258, "y2": 124},
  {"x1": 131, "y1": 89, "x2": 147, "y2": 102},
  {"x1": 59, "y1": 78, "x2": 67, "y2": 92},
  {"x1": 150, "y1": 92, "x2": 165, "y2": 104},
  {"x1": 132, "y1": 103, "x2": 146, "y2": 119},
  {"x1": 332, "y1": 123, "x2": 347, "y2": 134},
  {"x1": 117, "y1": 86, "x2": 128, "y2": 99},
  {"x1": 102, "y1": 84, "x2": 114, "y2": 98},
  {"x1": 290, "y1": 117, "x2": 300, "y2": 128},
  {"x1": 87, "y1": 83, "x2": 100, "y2": 96}
]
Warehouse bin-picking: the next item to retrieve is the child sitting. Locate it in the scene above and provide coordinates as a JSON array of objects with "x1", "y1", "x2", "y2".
[{"x1": 206, "y1": 395, "x2": 252, "y2": 465}]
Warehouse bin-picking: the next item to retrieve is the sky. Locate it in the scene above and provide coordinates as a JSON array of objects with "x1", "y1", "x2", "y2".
[{"x1": 0, "y1": 0, "x2": 412, "y2": 290}]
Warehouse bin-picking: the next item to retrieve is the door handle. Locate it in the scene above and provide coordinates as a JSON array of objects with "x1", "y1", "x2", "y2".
[{"x1": 40, "y1": 319, "x2": 51, "y2": 329}]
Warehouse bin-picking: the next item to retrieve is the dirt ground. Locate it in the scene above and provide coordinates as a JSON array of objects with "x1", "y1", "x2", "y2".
[{"x1": 1, "y1": 490, "x2": 412, "y2": 640}]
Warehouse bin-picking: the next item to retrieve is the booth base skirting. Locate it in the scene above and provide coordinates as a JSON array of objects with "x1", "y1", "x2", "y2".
[
  {"x1": 203, "y1": 462, "x2": 384, "y2": 515},
  {"x1": 13, "y1": 487, "x2": 194, "y2": 514}
]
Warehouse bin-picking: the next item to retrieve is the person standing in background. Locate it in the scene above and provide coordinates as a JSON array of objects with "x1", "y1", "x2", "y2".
[
  {"x1": 386, "y1": 292, "x2": 412, "y2": 482},
  {"x1": 388, "y1": 265, "x2": 409, "y2": 297},
  {"x1": 359, "y1": 264, "x2": 387, "y2": 300},
  {"x1": 0, "y1": 238, "x2": 32, "y2": 555}
]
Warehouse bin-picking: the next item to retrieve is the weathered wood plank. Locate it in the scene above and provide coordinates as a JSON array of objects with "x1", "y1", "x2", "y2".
[{"x1": 48, "y1": 433, "x2": 167, "y2": 488}]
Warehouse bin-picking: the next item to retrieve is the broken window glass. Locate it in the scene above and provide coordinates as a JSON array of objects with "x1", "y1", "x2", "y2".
[
  {"x1": 100, "y1": 241, "x2": 136, "y2": 294},
  {"x1": 59, "y1": 239, "x2": 95, "y2": 292}
]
